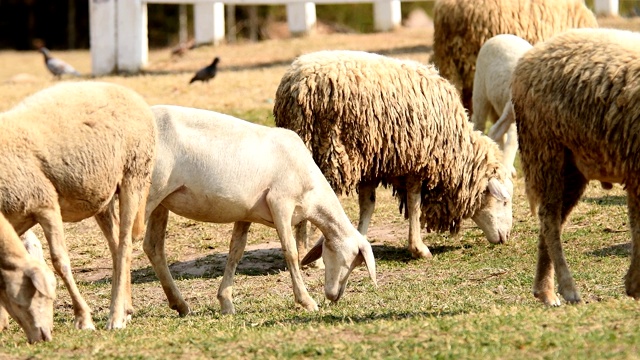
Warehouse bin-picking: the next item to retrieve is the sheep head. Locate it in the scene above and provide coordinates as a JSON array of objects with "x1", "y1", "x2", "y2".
[
  {"x1": 471, "y1": 177, "x2": 513, "y2": 244},
  {"x1": 0, "y1": 259, "x2": 56, "y2": 343},
  {"x1": 301, "y1": 234, "x2": 376, "y2": 302}
]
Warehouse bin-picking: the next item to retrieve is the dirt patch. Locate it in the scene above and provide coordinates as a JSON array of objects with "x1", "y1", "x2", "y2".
[{"x1": 165, "y1": 241, "x2": 287, "y2": 279}]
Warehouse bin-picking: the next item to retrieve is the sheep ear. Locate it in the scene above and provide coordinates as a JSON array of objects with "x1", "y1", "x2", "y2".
[
  {"x1": 25, "y1": 266, "x2": 56, "y2": 299},
  {"x1": 357, "y1": 237, "x2": 377, "y2": 287},
  {"x1": 488, "y1": 178, "x2": 511, "y2": 201},
  {"x1": 3, "y1": 270, "x2": 27, "y2": 306},
  {"x1": 487, "y1": 101, "x2": 514, "y2": 141},
  {"x1": 301, "y1": 237, "x2": 324, "y2": 266}
]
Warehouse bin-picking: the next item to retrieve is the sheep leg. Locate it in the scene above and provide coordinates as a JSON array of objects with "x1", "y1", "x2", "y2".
[
  {"x1": 471, "y1": 92, "x2": 491, "y2": 133},
  {"x1": 407, "y1": 177, "x2": 431, "y2": 259},
  {"x1": 555, "y1": 161, "x2": 588, "y2": 303},
  {"x1": 503, "y1": 123, "x2": 519, "y2": 177},
  {"x1": 217, "y1": 221, "x2": 251, "y2": 314},
  {"x1": 294, "y1": 220, "x2": 308, "y2": 264},
  {"x1": 94, "y1": 199, "x2": 134, "y2": 328},
  {"x1": 267, "y1": 194, "x2": 318, "y2": 311},
  {"x1": 625, "y1": 193, "x2": 640, "y2": 298},
  {"x1": 489, "y1": 102, "x2": 518, "y2": 176},
  {"x1": 295, "y1": 221, "x2": 324, "y2": 269},
  {"x1": 0, "y1": 306, "x2": 8, "y2": 331},
  {"x1": 106, "y1": 188, "x2": 141, "y2": 329},
  {"x1": 37, "y1": 207, "x2": 95, "y2": 330},
  {"x1": 143, "y1": 205, "x2": 191, "y2": 316},
  {"x1": 532, "y1": 232, "x2": 558, "y2": 306},
  {"x1": 357, "y1": 182, "x2": 377, "y2": 235},
  {"x1": 534, "y1": 159, "x2": 586, "y2": 305},
  {"x1": 462, "y1": 87, "x2": 473, "y2": 118}
]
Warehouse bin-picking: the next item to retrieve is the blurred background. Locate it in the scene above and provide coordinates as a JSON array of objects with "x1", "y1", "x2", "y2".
[{"x1": 2, "y1": 0, "x2": 638, "y2": 51}]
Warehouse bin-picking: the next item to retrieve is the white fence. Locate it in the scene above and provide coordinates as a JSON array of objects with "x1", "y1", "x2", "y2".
[{"x1": 89, "y1": 0, "x2": 620, "y2": 76}]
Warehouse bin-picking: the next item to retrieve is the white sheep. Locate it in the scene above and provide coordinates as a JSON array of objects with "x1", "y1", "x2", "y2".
[
  {"x1": 511, "y1": 28, "x2": 640, "y2": 305},
  {"x1": 0, "y1": 212, "x2": 56, "y2": 343},
  {"x1": 0, "y1": 81, "x2": 156, "y2": 330},
  {"x1": 274, "y1": 50, "x2": 514, "y2": 260},
  {"x1": 432, "y1": 0, "x2": 597, "y2": 113},
  {"x1": 143, "y1": 105, "x2": 376, "y2": 316},
  {"x1": 471, "y1": 34, "x2": 533, "y2": 175}
]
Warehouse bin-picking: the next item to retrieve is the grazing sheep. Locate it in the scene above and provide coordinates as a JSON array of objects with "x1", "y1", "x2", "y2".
[
  {"x1": 0, "y1": 81, "x2": 156, "y2": 329},
  {"x1": 471, "y1": 34, "x2": 533, "y2": 175},
  {"x1": 0, "y1": 212, "x2": 56, "y2": 343},
  {"x1": 432, "y1": 0, "x2": 597, "y2": 113},
  {"x1": 143, "y1": 105, "x2": 376, "y2": 316},
  {"x1": 511, "y1": 28, "x2": 640, "y2": 305},
  {"x1": 273, "y1": 50, "x2": 514, "y2": 259}
]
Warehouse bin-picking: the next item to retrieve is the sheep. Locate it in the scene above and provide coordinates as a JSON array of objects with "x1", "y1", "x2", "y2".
[
  {"x1": 143, "y1": 105, "x2": 376, "y2": 316},
  {"x1": 510, "y1": 28, "x2": 640, "y2": 305},
  {"x1": 0, "y1": 81, "x2": 156, "y2": 329},
  {"x1": 432, "y1": 0, "x2": 597, "y2": 114},
  {"x1": 471, "y1": 34, "x2": 533, "y2": 175},
  {"x1": 0, "y1": 229, "x2": 48, "y2": 337},
  {"x1": 273, "y1": 50, "x2": 514, "y2": 259},
  {"x1": 0, "y1": 212, "x2": 56, "y2": 343}
]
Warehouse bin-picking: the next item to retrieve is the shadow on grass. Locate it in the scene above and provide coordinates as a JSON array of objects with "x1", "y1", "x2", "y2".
[
  {"x1": 255, "y1": 308, "x2": 468, "y2": 328},
  {"x1": 124, "y1": 241, "x2": 458, "y2": 284},
  {"x1": 121, "y1": 44, "x2": 432, "y2": 78},
  {"x1": 582, "y1": 195, "x2": 627, "y2": 206},
  {"x1": 372, "y1": 243, "x2": 462, "y2": 265},
  {"x1": 588, "y1": 242, "x2": 631, "y2": 257},
  {"x1": 129, "y1": 247, "x2": 288, "y2": 284}
]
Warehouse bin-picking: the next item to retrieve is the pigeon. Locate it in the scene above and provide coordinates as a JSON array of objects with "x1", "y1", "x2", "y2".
[
  {"x1": 39, "y1": 47, "x2": 81, "y2": 78},
  {"x1": 171, "y1": 39, "x2": 196, "y2": 57},
  {"x1": 189, "y1": 56, "x2": 220, "y2": 84}
]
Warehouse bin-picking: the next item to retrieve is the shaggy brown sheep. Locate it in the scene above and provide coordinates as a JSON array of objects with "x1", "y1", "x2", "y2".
[{"x1": 512, "y1": 28, "x2": 640, "y2": 305}]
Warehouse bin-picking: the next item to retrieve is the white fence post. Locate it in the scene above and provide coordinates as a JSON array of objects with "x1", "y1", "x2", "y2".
[
  {"x1": 91, "y1": 0, "x2": 411, "y2": 76},
  {"x1": 286, "y1": 2, "x2": 316, "y2": 35},
  {"x1": 194, "y1": 2, "x2": 226, "y2": 45},
  {"x1": 117, "y1": 0, "x2": 148, "y2": 73},
  {"x1": 89, "y1": 0, "x2": 117, "y2": 75},
  {"x1": 594, "y1": 0, "x2": 619, "y2": 16},
  {"x1": 373, "y1": 0, "x2": 401, "y2": 31}
]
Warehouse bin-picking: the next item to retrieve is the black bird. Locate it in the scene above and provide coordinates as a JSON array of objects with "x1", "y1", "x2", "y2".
[
  {"x1": 39, "y1": 47, "x2": 81, "y2": 78},
  {"x1": 189, "y1": 56, "x2": 220, "y2": 84}
]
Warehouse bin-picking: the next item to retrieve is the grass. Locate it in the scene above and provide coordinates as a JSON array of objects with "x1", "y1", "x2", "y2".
[{"x1": 2, "y1": 20, "x2": 640, "y2": 360}]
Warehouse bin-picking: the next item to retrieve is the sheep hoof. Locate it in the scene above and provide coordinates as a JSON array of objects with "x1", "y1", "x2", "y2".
[
  {"x1": 624, "y1": 272, "x2": 640, "y2": 299},
  {"x1": 534, "y1": 290, "x2": 562, "y2": 307},
  {"x1": 221, "y1": 307, "x2": 236, "y2": 315},
  {"x1": 303, "y1": 301, "x2": 319, "y2": 312},
  {"x1": 176, "y1": 304, "x2": 191, "y2": 317},
  {"x1": 410, "y1": 247, "x2": 433, "y2": 259},
  {"x1": 106, "y1": 317, "x2": 127, "y2": 330},
  {"x1": 74, "y1": 316, "x2": 96, "y2": 330},
  {"x1": 220, "y1": 301, "x2": 236, "y2": 315},
  {"x1": 559, "y1": 286, "x2": 581, "y2": 304}
]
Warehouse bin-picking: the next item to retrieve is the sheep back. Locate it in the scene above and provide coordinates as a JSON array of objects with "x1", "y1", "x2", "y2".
[
  {"x1": 0, "y1": 81, "x2": 156, "y2": 217},
  {"x1": 432, "y1": 0, "x2": 598, "y2": 112},
  {"x1": 274, "y1": 50, "x2": 509, "y2": 233},
  {"x1": 511, "y1": 28, "x2": 640, "y2": 211}
]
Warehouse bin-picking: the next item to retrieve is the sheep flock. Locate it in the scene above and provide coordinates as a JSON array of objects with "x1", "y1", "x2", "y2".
[{"x1": 3, "y1": 0, "x2": 640, "y2": 353}]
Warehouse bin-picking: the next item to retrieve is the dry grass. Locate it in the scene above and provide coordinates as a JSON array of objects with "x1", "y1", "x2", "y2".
[{"x1": 1, "y1": 17, "x2": 640, "y2": 359}]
